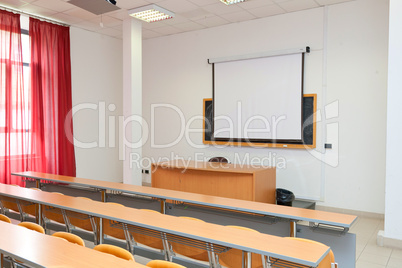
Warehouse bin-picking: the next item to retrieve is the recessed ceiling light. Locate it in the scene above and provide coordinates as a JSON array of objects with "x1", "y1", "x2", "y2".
[
  {"x1": 220, "y1": 0, "x2": 246, "y2": 5},
  {"x1": 128, "y1": 4, "x2": 174, "y2": 23}
]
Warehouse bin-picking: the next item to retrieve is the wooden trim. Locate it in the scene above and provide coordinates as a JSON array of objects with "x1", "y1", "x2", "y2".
[{"x1": 203, "y1": 94, "x2": 317, "y2": 149}]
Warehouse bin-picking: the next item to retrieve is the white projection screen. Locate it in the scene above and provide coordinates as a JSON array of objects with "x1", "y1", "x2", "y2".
[{"x1": 213, "y1": 53, "x2": 304, "y2": 142}]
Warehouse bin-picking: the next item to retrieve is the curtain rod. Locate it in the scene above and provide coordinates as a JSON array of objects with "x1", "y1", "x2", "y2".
[{"x1": 0, "y1": 5, "x2": 70, "y2": 27}]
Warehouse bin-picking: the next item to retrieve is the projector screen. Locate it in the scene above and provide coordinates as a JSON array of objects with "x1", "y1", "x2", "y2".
[{"x1": 213, "y1": 53, "x2": 304, "y2": 142}]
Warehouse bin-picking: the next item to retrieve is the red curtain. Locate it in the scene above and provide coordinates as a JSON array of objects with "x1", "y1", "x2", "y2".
[
  {"x1": 0, "y1": 10, "x2": 27, "y2": 185},
  {"x1": 28, "y1": 18, "x2": 76, "y2": 176}
]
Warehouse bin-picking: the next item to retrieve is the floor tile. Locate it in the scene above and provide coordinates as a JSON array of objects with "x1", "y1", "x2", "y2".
[
  {"x1": 387, "y1": 257, "x2": 402, "y2": 268},
  {"x1": 358, "y1": 252, "x2": 390, "y2": 266},
  {"x1": 356, "y1": 260, "x2": 386, "y2": 268}
]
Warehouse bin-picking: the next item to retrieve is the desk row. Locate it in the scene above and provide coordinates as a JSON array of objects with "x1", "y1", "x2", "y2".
[{"x1": 0, "y1": 184, "x2": 334, "y2": 268}]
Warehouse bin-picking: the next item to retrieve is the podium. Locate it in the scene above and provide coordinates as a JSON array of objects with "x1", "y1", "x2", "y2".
[{"x1": 151, "y1": 161, "x2": 276, "y2": 203}]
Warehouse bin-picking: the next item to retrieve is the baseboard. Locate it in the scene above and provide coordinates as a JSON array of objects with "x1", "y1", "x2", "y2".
[
  {"x1": 315, "y1": 205, "x2": 384, "y2": 219},
  {"x1": 377, "y1": 230, "x2": 402, "y2": 249}
]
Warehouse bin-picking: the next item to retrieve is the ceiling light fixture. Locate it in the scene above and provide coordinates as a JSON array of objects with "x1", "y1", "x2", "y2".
[
  {"x1": 220, "y1": 0, "x2": 246, "y2": 5},
  {"x1": 128, "y1": 4, "x2": 174, "y2": 23}
]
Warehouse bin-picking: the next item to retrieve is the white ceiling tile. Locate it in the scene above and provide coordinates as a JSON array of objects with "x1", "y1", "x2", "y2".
[
  {"x1": 157, "y1": 0, "x2": 200, "y2": 13},
  {"x1": 0, "y1": 0, "x2": 29, "y2": 8},
  {"x1": 187, "y1": 0, "x2": 218, "y2": 7},
  {"x1": 276, "y1": 0, "x2": 319, "y2": 12},
  {"x1": 239, "y1": 0, "x2": 276, "y2": 10},
  {"x1": 19, "y1": 3, "x2": 58, "y2": 17},
  {"x1": 151, "y1": 25, "x2": 182, "y2": 35},
  {"x1": 162, "y1": 14, "x2": 192, "y2": 25},
  {"x1": 314, "y1": 0, "x2": 354, "y2": 5},
  {"x1": 247, "y1": 4, "x2": 285, "y2": 17},
  {"x1": 142, "y1": 20, "x2": 168, "y2": 29},
  {"x1": 115, "y1": 0, "x2": 150, "y2": 9},
  {"x1": 174, "y1": 20, "x2": 205, "y2": 31},
  {"x1": 194, "y1": 15, "x2": 229, "y2": 28},
  {"x1": 142, "y1": 29, "x2": 163, "y2": 39},
  {"x1": 107, "y1": 9, "x2": 131, "y2": 20},
  {"x1": 219, "y1": 10, "x2": 256, "y2": 23},
  {"x1": 49, "y1": 12, "x2": 83, "y2": 24},
  {"x1": 31, "y1": 0, "x2": 75, "y2": 12},
  {"x1": 180, "y1": 8, "x2": 213, "y2": 20},
  {"x1": 63, "y1": 7, "x2": 98, "y2": 20},
  {"x1": 202, "y1": 2, "x2": 244, "y2": 15}
]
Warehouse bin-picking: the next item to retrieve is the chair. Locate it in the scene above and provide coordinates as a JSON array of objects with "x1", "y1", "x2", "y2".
[
  {"x1": 93, "y1": 244, "x2": 134, "y2": 261},
  {"x1": 19, "y1": 188, "x2": 42, "y2": 221},
  {"x1": 0, "y1": 214, "x2": 11, "y2": 223},
  {"x1": 146, "y1": 260, "x2": 186, "y2": 268},
  {"x1": 18, "y1": 222, "x2": 45, "y2": 234},
  {"x1": 0, "y1": 185, "x2": 22, "y2": 220},
  {"x1": 52, "y1": 232, "x2": 85, "y2": 246},
  {"x1": 130, "y1": 209, "x2": 165, "y2": 253},
  {"x1": 208, "y1": 157, "x2": 229, "y2": 163},
  {"x1": 66, "y1": 197, "x2": 98, "y2": 244},
  {"x1": 168, "y1": 217, "x2": 212, "y2": 265},
  {"x1": 102, "y1": 203, "x2": 133, "y2": 251},
  {"x1": 217, "y1": 226, "x2": 264, "y2": 268},
  {"x1": 42, "y1": 192, "x2": 69, "y2": 232},
  {"x1": 270, "y1": 237, "x2": 337, "y2": 268}
]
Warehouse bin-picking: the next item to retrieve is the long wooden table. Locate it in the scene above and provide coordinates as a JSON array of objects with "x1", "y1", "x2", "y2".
[
  {"x1": 0, "y1": 221, "x2": 145, "y2": 268},
  {"x1": 152, "y1": 161, "x2": 276, "y2": 203},
  {"x1": 12, "y1": 171, "x2": 357, "y2": 229},
  {"x1": 0, "y1": 184, "x2": 330, "y2": 267}
]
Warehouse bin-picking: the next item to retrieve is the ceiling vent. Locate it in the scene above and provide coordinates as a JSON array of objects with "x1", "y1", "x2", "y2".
[{"x1": 68, "y1": 0, "x2": 120, "y2": 15}]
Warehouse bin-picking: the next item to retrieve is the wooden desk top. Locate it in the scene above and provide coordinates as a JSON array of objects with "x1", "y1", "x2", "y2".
[
  {"x1": 12, "y1": 171, "x2": 357, "y2": 228},
  {"x1": 0, "y1": 221, "x2": 145, "y2": 268},
  {"x1": 0, "y1": 184, "x2": 329, "y2": 267},
  {"x1": 152, "y1": 160, "x2": 275, "y2": 174}
]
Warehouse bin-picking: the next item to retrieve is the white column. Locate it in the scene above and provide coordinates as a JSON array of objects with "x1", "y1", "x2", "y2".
[
  {"x1": 381, "y1": 0, "x2": 402, "y2": 248},
  {"x1": 122, "y1": 18, "x2": 142, "y2": 185}
]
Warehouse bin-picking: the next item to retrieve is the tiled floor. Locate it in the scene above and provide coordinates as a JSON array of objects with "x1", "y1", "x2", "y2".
[{"x1": 351, "y1": 217, "x2": 402, "y2": 268}]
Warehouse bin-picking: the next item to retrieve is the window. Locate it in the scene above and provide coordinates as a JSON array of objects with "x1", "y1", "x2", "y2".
[{"x1": 0, "y1": 15, "x2": 30, "y2": 157}]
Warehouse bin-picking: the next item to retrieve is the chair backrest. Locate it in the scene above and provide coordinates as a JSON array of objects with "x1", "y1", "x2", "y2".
[
  {"x1": 43, "y1": 192, "x2": 65, "y2": 224},
  {"x1": 130, "y1": 209, "x2": 164, "y2": 250},
  {"x1": 102, "y1": 203, "x2": 126, "y2": 240},
  {"x1": 20, "y1": 188, "x2": 42, "y2": 216},
  {"x1": 18, "y1": 222, "x2": 45, "y2": 234},
  {"x1": 284, "y1": 237, "x2": 335, "y2": 267},
  {"x1": 168, "y1": 217, "x2": 210, "y2": 262},
  {"x1": 218, "y1": 226, "x2": 263, "y2": 268},
  {"x1": 0, "y1": 214, "x2": 12, "y2": 223},
  {"x1": 146, "y1": 260, "x2": 186, "y2": 268},
  {"x1": 208, "y1": 157, "x2": 229, "y2": 163},
  {"x1": 93, "y1": 244, "x2": 134, "y2": 261},
  {"x1": 68, "y1": 197, "x2": 94, "y2": 232},
  {"x1": 52, "y1": 231, "x2": 85, "y2": 246}
]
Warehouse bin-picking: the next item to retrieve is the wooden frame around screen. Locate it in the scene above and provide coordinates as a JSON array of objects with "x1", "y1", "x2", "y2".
[{"x1": 203, "y1": 94, "x2": 316, "y2": 149}]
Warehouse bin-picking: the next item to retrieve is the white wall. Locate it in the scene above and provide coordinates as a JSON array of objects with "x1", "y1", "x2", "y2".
[
  {"x1": 384, "y1": 0, "x2": 402, "y2": 241},
  {"x1": 70, "y1": 27, "x2": 123, "y2": 182},
  {"x1": 143, "y1": 0, "x2": 388, "y2": 213},
  {"x1": 324, "y1": 0, "x2": 389, "y2": 213}
]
